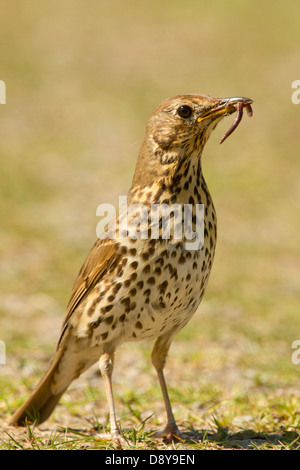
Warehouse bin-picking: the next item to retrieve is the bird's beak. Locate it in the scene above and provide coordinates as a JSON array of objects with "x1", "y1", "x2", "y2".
[{"x1": 197, "y1": 96, "x2": 253, "y2": 122}]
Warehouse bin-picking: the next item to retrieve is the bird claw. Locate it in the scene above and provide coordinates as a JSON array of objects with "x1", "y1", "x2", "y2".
[
  {"x1": 93, "y1": 430, "x2": 131, "y2": 448},
  {"x1": 151, "y1": 424, "x2": 186, "y2": 443}
]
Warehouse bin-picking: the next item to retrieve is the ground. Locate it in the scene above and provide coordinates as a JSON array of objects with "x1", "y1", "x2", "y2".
[{"x1": 2, "y1": 299, "x2": 300, "y2": 450}]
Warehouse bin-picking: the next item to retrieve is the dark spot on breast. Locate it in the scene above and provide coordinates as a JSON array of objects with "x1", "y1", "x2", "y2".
[
  {"x1": 142, "y1": 264, "x2": 151, "y2": 274},
  {"x1": 149, "y1": 246, "x2": 155, "y2": 256},
  {"x1": 120, "y1": 297, "x2": 130, "y2": 308},
  {"x1": 178, "y1": 254, "x2": 185, "y2": 264},
  {"x1": 116, "y1": 267, "x2": 124, "y2": 277},
  {"x1": 90, "y1": 317, "x2": 102, "y2": 329},
  {"x1": 101, "y1": 305, "x2": 113, "y2": 314},
  {"x1": 158, "y1": 280, "x2": 168, "y2": 295},
  {"x1": 183, "y1": 161, "x2": 190, "y2": 177},
  {"x1": 155, "y1": 257, "x2": 164, "y2": 267},
  {"x1": 113, "y1": 283, "x2": 122, "y2": 294},
  {"x1": 130, "y1": 261, "x2": 138, "y2": 270}
]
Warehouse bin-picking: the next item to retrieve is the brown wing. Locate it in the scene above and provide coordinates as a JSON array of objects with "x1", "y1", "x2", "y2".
[{"x1": 57, "y1": 236, "x2": 120, "y2": 349}]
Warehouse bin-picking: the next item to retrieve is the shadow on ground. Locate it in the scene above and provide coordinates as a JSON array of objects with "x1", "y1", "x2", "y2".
[{"x1": 167, "y1": 426, "x2": 300, "y2": 450}]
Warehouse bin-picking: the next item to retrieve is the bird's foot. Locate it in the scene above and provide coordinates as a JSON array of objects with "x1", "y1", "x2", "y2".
[
  {"x1": 152, "y1": 423, "x2": 186, "y2": 443},
  {"x1": 93, "y1": 429, "x2": 131, "y2": 448}
]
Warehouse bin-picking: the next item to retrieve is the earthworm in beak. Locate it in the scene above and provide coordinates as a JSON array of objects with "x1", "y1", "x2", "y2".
[{"x1": 220, "y1": 101, "x2": 253, "y2": 144}]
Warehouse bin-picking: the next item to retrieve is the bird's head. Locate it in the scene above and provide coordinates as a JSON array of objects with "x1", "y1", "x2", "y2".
[
  {"x1": 132, "y1": 94, "x2": 252, "y2": 188},
  {"x1": 148, "y1": 94, "x2": 252, "y2": 149}
]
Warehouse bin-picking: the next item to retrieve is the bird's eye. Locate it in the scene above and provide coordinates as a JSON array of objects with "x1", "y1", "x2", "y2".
[{"x1": 177, "y1": 105, "x2": 193, "y2": 119}]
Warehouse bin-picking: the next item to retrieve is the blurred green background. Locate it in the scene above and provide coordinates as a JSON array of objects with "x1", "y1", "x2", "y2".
[{"x1": 1, "y1": 0, "x2": 300, "y2": 439}]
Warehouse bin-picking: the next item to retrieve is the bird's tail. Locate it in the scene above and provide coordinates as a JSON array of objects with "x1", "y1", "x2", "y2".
[
  {"x1": 9, "y1": 326, "x2": 100, "y2": 427},
  {"x1": 9, "y1": 348, "x2": 68, "y2": 426}
]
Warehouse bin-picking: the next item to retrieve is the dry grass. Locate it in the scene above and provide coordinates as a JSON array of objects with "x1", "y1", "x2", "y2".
[{"x1": 1, "y1": 0, "x2": 300, "y2": 450}]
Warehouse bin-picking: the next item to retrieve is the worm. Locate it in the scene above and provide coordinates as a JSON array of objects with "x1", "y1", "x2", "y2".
[
  {"x1": 245, "y1": 104, "x2": 253, "y2": 117},
  {"x1": 220, "y1": 102, "x2": 253, "y2": 144}
]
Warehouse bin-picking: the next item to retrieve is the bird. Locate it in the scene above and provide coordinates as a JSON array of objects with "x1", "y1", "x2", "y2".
[{"x1": 9, "y1": 93, "x2": 253, "y2": 443}]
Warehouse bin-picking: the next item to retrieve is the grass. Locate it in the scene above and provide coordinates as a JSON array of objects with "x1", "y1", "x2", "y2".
[
  {"x1": 1, "y1": 0, "x2": 300, "y2": 450},
  {"x1": 2, "y1": 391, "x2": 300, "y2": 450}
]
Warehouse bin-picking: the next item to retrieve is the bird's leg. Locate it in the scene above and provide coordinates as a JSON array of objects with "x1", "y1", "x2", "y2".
[
  {"x1": 96, "y1": 351, "x2": 127, "y2": 446},
  {"x1": 99, "y1": 352, "x2": 119, "y2": 436},
  {"x1": 151, "y1": 335, "x2": 184, "y2": 442}
]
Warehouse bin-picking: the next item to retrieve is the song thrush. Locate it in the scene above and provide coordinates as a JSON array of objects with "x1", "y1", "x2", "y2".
[{"x1": 9, "y1": 94, "x2": 253, "y2": 443}]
